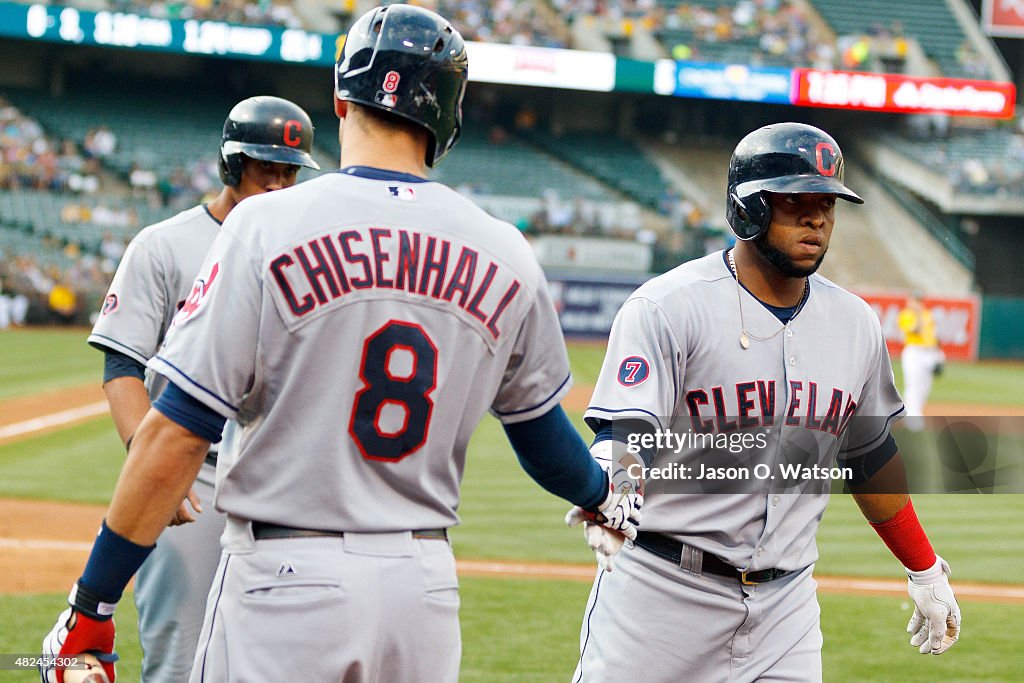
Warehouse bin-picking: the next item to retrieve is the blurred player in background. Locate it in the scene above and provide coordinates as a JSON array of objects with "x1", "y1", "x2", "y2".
[
  {"x1": 898, "y1": 292, "x2": 944, "y2": 431},
  {"x1": 79, "y1": 96, "x2": 320, "y2": 682},
  {"x1": 41, "y1": 5, "x2": 637, "y2": 682},
  {"x1": 571, "y1": 123, "x2": 960, "y2": 681},
  {"x1": 0, "y1": 274, "x2": 28, "y2": 329}
]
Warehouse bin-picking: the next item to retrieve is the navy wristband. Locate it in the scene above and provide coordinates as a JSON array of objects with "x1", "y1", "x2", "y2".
[{"x1": 75, "y1": 520, "x2": 155, "y2": 620}]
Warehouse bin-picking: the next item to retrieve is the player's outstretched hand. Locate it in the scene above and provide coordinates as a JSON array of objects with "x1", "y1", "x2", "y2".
[
  {"x1": 565, "y1": 485, "x2": 642, "y2": 572},
  {"x1": 586, "y1": 521, "x2": 626, "y2": 572},
  {"x1": 565, "y1": 482, "x2": 643, "y2": 538},
  {"x1": 40, "y1": 606, "x2": 118, "y2": 682},
  {"x1": 565, "y1": 508, "x2": 627, "y2": 571},
  {"x1": 906, "y1": 556, "x2": 960, "y2": 655}
]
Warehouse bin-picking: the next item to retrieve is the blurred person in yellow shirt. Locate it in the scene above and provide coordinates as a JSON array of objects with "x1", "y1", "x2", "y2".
[
  {"x1": 898, "y1": 293, "x2": 944, "y2": 430},
  {"x1": 48, "y1": 281, "x2": 77, "y2": 323}
]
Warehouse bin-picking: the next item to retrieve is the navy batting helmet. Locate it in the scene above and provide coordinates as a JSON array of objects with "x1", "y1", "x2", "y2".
[
  {"x1": 726, "y1": 122, "x2": 863, "y2": 241},
  {"x1": 218, "y1": 96, "x2": 320, "y2": 187},
  {"x1": 335, "y1": 4, "x2": 468, "y2": 167}
]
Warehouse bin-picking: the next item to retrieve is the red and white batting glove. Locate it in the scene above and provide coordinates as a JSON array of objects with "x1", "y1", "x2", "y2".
[
  {"x1": 40, "y1": 584, "x2": 118, "y2": 682},
  {"x1": 906, "y1": 556, "x2": 961, "y2": 655}
]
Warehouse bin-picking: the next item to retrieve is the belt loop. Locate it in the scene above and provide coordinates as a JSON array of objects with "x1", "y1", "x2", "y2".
[{"x1": 679, "y1": 542, "x2": 703, "y2": 576}]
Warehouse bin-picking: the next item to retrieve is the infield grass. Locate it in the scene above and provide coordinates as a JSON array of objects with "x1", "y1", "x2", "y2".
[
  {"x1": 0, "y1": 417, "x2": 123, "y2": 503},
  {"x1": 2, "y1": 331, "x2": 1024, "y2": 680},
  {"x1": 2, "y1": 585, "x2": 1022, "y2": 682},
  {"x1": 0, "y1": 327, "x2": 97, "y2": 400},
  {"x1": 1, "y1": 413, "x2": 1021, "y2": 583}
]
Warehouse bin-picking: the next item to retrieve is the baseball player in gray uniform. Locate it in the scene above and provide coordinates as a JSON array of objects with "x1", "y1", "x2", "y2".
[
  {"x1": 571, "y1": 123, "x2": 961, "y2": 682},
  {"x1": 81, "y1": 96, "x2": 320, "y2": 682},
  {"x1": 40, "y1": 5, "x2": 639, "y2": 682}
]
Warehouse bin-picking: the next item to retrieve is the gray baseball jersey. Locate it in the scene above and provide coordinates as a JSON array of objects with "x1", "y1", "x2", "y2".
[
  {"x1": 575, "y1": 249, "x2": 904, "y2": 682},
  {"x1": 89, "y1": 205, "x2": 220, "y2": 402},
  {"x1": 88, "y1": 204, "x2": 228, "y2": 683},
  {"x1": 585, "y1": 250, "x2": 904, "y2": 571},
  {"x1": 150, "y1": 170, "x2": 571, "y2": 533}
]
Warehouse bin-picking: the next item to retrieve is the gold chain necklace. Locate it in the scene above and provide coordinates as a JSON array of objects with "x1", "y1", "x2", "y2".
[{"x1": 728, "y1": 249, "x2": 807, "y2": 350}]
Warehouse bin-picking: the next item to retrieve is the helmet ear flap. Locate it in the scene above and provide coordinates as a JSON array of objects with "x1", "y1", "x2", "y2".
[
  {"x1": 727, "y1": 190, "x2": 770, "y2": 241},
  {"x1": 218, "y1": 151, "x2": 242, "y2": 187}
]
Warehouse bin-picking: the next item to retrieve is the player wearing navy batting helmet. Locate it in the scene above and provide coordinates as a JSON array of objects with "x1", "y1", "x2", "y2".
[
  {"x1": 570, "y1": 122, "x2": 960, "y2": 681},
  {"x1": 41, "y1": 96, "x2": 319, "y2": 683},
  {"x1": 42, "y1": 5, "x2": 638, "y2": 682}
]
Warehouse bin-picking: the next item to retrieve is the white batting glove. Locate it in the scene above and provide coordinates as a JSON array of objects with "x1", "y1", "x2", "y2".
[
  {"x1": 906, "y1": 556, "x2": 961, "y2": 655},
  {"x1": 563, "y1": 489, "x2": 643, "y2": 541},
  {"x1": 591, "y1": 481, "x2": 643, "y2": 540},
  {"x1": 565, "y1": 441, "x2": 644, "y2": 571},
  {"x1": 564, "y1": 511, "x2": 630, "y2": 572},
  {"x1": 565, "y1": 489, "x2": 641, "y2": 573},
  {"x1": 584, "y1": 522, "x2": 626, "y2": 572},
  {"x1": 566, "y1": 442, "x2": 644, "y2": 539}
]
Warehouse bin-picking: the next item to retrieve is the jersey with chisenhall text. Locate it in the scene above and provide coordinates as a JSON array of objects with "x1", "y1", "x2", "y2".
[
  {"x1": 88, "y1": 205, "x2": 220, "y2": 401},
  {"x1": 150, "y1": 171, "x2": 571, "y2": 532},
  {"x1": 585, "y1": 250, "x2": 905, "y2": 572}
]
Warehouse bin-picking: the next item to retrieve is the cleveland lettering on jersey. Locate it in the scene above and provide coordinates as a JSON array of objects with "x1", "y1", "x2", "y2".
[
  {"x1": 269, "y1": 227, "x2": 521, "y2": 338},
  {"x1": 685, "y1": 380, "x2": 857, "y2": 438}
]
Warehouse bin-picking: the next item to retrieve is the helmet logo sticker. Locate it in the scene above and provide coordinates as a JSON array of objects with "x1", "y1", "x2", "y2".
[
  {"x1": 815, "y1": 142, "x2": 837, "y2": 177},
  {"x1": 382, "y1": 71, "x2": 401, "y2": 93},
  {"x1": 283, "y1": 120, "x2": 303, "y2": 147}
]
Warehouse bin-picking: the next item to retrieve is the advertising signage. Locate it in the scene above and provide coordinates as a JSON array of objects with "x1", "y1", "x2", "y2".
[
  {"x1": 466, "y1": 41, "x2": 616, "y2": 92},
  {"x1": 2, "y1": 3, "x2": 618, "y2": 90},
  {"x1": 0, "y1": 2, "x2": 1015, "y2": 119},
  {"x1": 791, "y1": 68, "x2": 1016, "y2": 119},
  {"x1": 654, "y1": 60, "x2": 791, "y2": 104},
  {"x1": 862, "y1": 291, "x2": 981, "y2": 361},
  {"x1": 8, "y1": 2, "x2": 334, "y2": 64},
  {"x1": 982, "y1": 0, "x2": 1024, "y2": 37}
]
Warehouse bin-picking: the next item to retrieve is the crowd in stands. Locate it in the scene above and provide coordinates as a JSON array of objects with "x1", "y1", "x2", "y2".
[
  {"x1": 658, "y1": 1, "x2": 827, "y2": 67},
  {"x1": 0, "y1": 247, "x2": 112, "y2": 327},
  {"x1": 950, "y1": 134, "x2": 1024, "y2": 196},
  {"x1": 0, "y1": 96, "x2": 135, "y2": 325},
  {"x1": 554, "y1": 0, "x2": 834, "y2": 68},
  {"x1": 128, "y1": 157, "x2": 220, "y2": 210},
  {"x1": 33, "y1": 0, "x2": 996, "y2": 81},
  {"x1": 107, "y1": 0, "x2": 302, "y2": 28},
  {"x1": 428, "y1": 0, "x2": 568, "y2": 48},
  {"x1": 522, "y1": 189, "x2": 647, "y2": 239},
  {"x1": 0, "y1": 98, "x2": 104, "y2": 194},
  {"x1": 482, "y1": 180, "x2": 727, "y2": 272},
  {"x1": 887, "y1": 115, "x2": 1024, "y2": 198}
]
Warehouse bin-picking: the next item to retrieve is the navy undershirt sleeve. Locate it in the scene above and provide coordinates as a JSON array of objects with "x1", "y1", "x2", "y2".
[
  {"x1": 503, "y1": 405, "x2": 608, "y2": 510},
  {"x1": 837, "y1": 433, "x2": 899, "y2": 486},
  {"x1": 103, "y1": 350, "x2": 146, "y2": 384},
  {"x1": 590, "y1": 418, "x2": 658, "y2": 467},
  {"x1": 152, "y1": 382, "x2": 226, "y2": 443}
]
